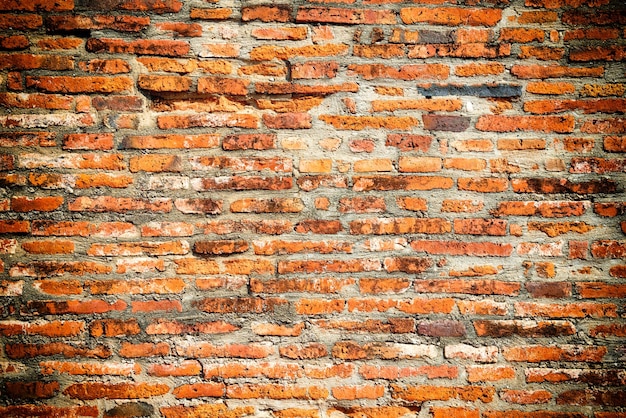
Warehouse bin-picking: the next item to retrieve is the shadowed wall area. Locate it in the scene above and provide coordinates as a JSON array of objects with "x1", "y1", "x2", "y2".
[{"x1": 0, "y1": 0, "x2": 625, "y2": 416}]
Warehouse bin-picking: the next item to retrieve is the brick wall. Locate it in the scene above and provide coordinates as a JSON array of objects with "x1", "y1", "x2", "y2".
[{"x1": 0, "y1": 0, "x2": 625, "y2": 416}]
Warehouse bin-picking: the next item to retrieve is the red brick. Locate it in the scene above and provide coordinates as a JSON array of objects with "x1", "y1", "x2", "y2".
[
  {"x1": 511, "y1": 65, "x2": 604, "y2": 79},
  {"x1": 454, "y1": 219, "x2": 507, "y2": 236},
  {"x1": 0, "y1": 14, "x2": 43, "y2": 30},
  {"x1": 570, "y1": 46, "x2": 626, "y2": 62},
  {"x1": 515, "y1": 302, "x2": 617, "y2": 318},
  {"x1": 64, "y1": 382, "x2": 170, "y2": 400},
  {"x1": 157, "y1": 113, "x2": 258, "y2": 130},
  {"x1": 525, "y1": 99, "x2": 626, "y2": 115},
  {"x1": 242, "y1": 5, "x2": 291, "y2": 22},
  {"x1": 11, "y1": 196, "x2": 63, "y2": 212},
  {"x1": 47, "y1": 14, "x2": 150, "y2": 32},
  {"x1": 391, "y1": 384, "x2": 495, "y2": 402},
  {"x1": 400, "y1": 7, "x2": 502, "y2": 26},
  {"x1": 120, "y1": 342, "x2": 170, "y2": 358},
  {"x1": 526, "y1": 282, "x2": 572, "y2": 298},
  {"x1": 138, "y1": 75, "x2": 192, "y2": 92},
  {"x1": 456, "y1": 63, "x2": 504, "y2": 77},
  {"x1": 252, "y1": 322, "x2": 304, "y2": 337},
  {"x1": 350, "y1": 217, "x2": 450, "y2": 235},
  {"x1": 458, "y1": 177, "x2": 508, "y2": 193},
  {"x1": 173, "y1": 382, "x2": 225, "y2": 398},
  {"x1": 156, "y1": 22, "x2": 202, "y2": 37},
  {"x1": 412, "y1": 240, "x2": 512, "y2": 257},
  {"x1": 557, "y1": 389, "x2": 626, "y2": 407},
  {"x1": 519, "y1": 46, "x2": 565, "y2": 61},
  {"x1": 484, "y1": 412, "x2": 586, "y2": 418},
  {"x1": 197, "y1": 77, "x2": 249, "y2": 95},
  {"x1": 291, "y1": 61, "x2": 338, "y2": 79},
  {"x1": 415, "y1": 279, "x2": 519, "y2": 295},
  {"x1": 349, "y1": 63, "x2": 448, "y2": 80},
  {"x1": 176, "y1": 342, "x2": 273, "y2": 359},
  {"x1": 21, "y1": 240, "x2": 74, "y2": 254},
  {"x1": 86, "y1": 38, "x2": 189, "y2": 56},
  {"x1": 263, "y1": 113, "x2": 312, "y2": 129},
  {"x1": 40, "y1": 360, "x2": 140, "y2": 376},
  {"x1": 226, "y1": 384, "x2": 328, "y2": 400},
  {"x1": 0, "y1": 93, "x2": 73, "y2": 110},
  {"x1": 500, "y1": 28, "x2": 544, "y2": 43},
  {"x1": 231, "y1": 198, "x2": 303, "y2": 213},
  {"x1": 250, "y1": 44, "x2": 348, "y2": 61},
  {"x1": 0, "y1": 54, "x2": 74, "y2": 71},
  {"x1": 474, "y1": 320, "x2": 576, "y2": 337},
  {"x1": 477, "y1": 115, "x2": 574, "y2": 133},
  {"x1": 161, "y1": 405, "x2": 255, "y2": 418},
  {"x1": 280, "y1": 343, "x2": 328, "y2": 359},
  {"x1": 26, "y1": 76, "x2": 132, "y2": 93},
  {"x1": 252, "y1": 27, "x2": 307, "y2": 41},
  {"x1": 24, "y1": 299, "x2": 126, "y2": 315},
  {"x1": 5, "y1": 381, "x2": 60, "y2": 399},
  {"x1": 332, "y1": 385, "x2": 384, "y2": 400},
  {"x1": 0, "y1": 320, "x2": 83, "y2": 337},
  {"x1": 445, "y1": 344, "x2": 498, "y2": 363},
  {"x1": 353, "y1": 175, "x2": 453, "y2": 191},
  {"x1": 90, "y1": 319, "x2": 141, "y2": 337},
  {"x1": 189, "y1": 8, "x2": 232, "y2": 20},
  {"x1": 255, "y1": 81, "x2": 358, "y2": 95},
  {"x1": 297, "y1": 7, "x2": 396, "y2": 24},
  {"x1": 69, "y1": 196, "x2": 171, "y2": 213},
  {"x1": 193, "y1": 297, "x2": 286, "y2": 314},
  {"x1": 252, "y1": 241, "x2": 351, "y2": 256},
  {"x1": 6, "y1": 342, "x2": 112, "y2": 359},
  {"x1": 222, "y1": 134, "x2": 275, "y2": 150},
  {"x1": 432, "y1": 407, "x2": 479, "y2": 418},
  {"x1": 512, "y1": 178, "x2": 617, "y2": 194},
  {"x1": 501, "y1": 389, "x2": 552, "y2": 405},
  {"x1": 320, "y1": 115, "x2": 418, "y2": 130}
]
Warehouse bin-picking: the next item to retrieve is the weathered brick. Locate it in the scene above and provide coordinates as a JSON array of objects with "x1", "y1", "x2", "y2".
[
  {"x1": 156, "y1": 22, "x2": 202, "y2": 37},
  {"x1": 408, "y1": 43, "x2": 510, "y2": 59},
  {"x1": 252, "y1": 27, "x2": 307, "y2": 41},
  {"x1": 138, "y1": 75, "x2": 192, "y2": 92},
  {"x1": 297, "y1": 7, "x2": 395, "y2": 24},
  {"x1": 477, "y1": 115, "x2": 575, "y2": 133},
  {"x1": 353, "y1": 176, "x2": 453, "y2": 191},
  {"x1": 411, "y1": 240, "x2": 513, "y2": 257},
  {"x1": 64, "y1": 382, "x2": 170, "y2": 400},
  {"x1": 349, "y1": 63, "x2": 448, "y2": 80},
  {"x1": 189, "y1": 8, "x2": 232, "y2": 20},
  {"x1": 250, "y1": 44, "x2": 348, "y2": 61},
  {"x1": 242, "y1": 5, "x2": 290, "y2": 22},
  {"x1": 0, "y1": 14, "x2": 43, "y2": 30},
  {"x1": 400, "y1": 7, "x2": 502, "y2": 26},
  {"x1": 47, "y1": 14, "x2": 150, "y2": 32},
  {"x1": 511, "y1": 64, "x2": 604, "y2": 79},
  {"x1": 320, "y1": 115, "x2": 419, "y2": 130},
  {"x1": 26, "y1": 76, "x2": 132, "y2": 93},
  {"x1": 391, "y1": 384, "x2": 495, "y2": 402},
  {"x1": 87, "y1": 38, "x2": 189, "y2": 56},
  {"x1": 500, "y1": 28, "x2": 544, "y2": 43},
  {"x1": 455, "y1": 63, "x2": 504, "y2": 77},
  {"x1": 475, "y1": 320, "x2": 576, "y2": 337},
  {"x1": 157, "y1": 113, "x2": 258, "y2": 130}
]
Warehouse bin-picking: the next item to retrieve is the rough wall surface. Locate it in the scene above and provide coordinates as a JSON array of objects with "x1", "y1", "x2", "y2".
[{"x1": 0, "y1": 0, "x2": 625, "y2": 416}]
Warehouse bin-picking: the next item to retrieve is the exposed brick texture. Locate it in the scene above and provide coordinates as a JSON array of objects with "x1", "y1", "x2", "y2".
[{"x1": 0, "y1": 0, "x2": 624, "y2": 415}]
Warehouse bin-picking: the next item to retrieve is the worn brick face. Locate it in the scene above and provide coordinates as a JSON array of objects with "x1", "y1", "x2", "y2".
[{"x1": 0, "y1": 0, "x2": 623, "y2": 414}]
